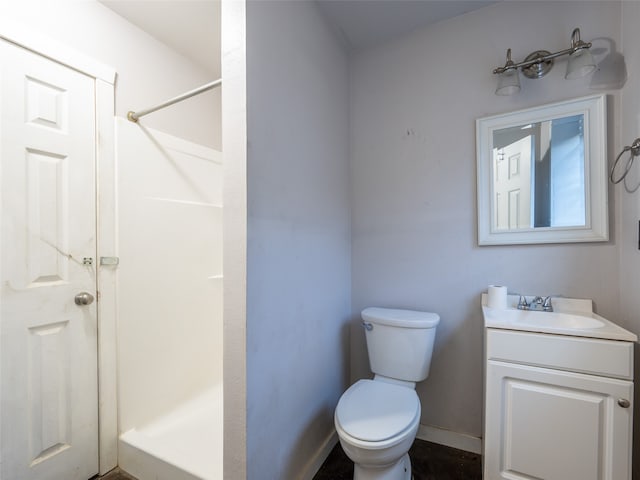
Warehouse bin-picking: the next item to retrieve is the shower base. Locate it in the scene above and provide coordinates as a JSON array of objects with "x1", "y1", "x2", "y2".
[{"x1": 119, "y1": 385, "x2": 222, "y2": 480}]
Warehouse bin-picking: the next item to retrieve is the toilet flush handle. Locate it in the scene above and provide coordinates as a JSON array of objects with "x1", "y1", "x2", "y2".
[{"x1": 362, "y1": 322, "x2": 373, "y2": 331}]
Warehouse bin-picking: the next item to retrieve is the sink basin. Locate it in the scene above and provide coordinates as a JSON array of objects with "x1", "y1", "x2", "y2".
[
  {"x1": 481, "y1": 294, "x2": 637, "y2": 342},
  {"x1": 483, "y1": 308, "x2": 605, "y2": 330}
]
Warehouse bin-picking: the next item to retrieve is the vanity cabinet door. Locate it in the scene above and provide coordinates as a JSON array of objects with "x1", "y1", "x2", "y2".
[{"x1": 484, "y1": 360, "x2": 633, "y2": 480}]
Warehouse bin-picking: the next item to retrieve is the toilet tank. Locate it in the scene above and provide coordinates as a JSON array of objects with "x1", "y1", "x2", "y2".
[{"x1": 362, "y1": 307, "x2": 440, "y2": 382}]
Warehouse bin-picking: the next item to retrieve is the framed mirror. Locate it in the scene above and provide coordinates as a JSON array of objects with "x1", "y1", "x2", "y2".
[{"x1": 476, "y1": 94, "x2": 608, "y2": 245}]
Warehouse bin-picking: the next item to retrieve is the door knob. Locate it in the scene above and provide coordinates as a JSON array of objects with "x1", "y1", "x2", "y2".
[
  {"x1": 75, "y1": 292, "x2": 95, "y2": 306},
  {"x1": 618, "y1": 398, "x2": 631, "y2": 408}
]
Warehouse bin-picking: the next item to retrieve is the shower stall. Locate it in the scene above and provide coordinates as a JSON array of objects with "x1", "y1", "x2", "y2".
[
  {"x1": 0, "y1": 2, "x2": 227, "y2": 479},
  {"x1": 115, "y1": 89, "x2": 223, "y2": 479}
]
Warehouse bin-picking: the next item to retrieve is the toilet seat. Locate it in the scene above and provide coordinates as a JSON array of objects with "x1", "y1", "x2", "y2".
[{"x1": 335, "y1": 380, "x2": 420, "y2": 443}]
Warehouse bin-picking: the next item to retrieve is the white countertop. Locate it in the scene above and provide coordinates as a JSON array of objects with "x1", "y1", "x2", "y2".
[{"x1": 481, "y1": 294, "x2": 638, "y2": 342}]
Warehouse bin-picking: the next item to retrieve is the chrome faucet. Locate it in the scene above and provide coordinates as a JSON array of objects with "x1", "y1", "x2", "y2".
[{"x1": 517, "y1": 295, "x2": 553, "y2": 312}]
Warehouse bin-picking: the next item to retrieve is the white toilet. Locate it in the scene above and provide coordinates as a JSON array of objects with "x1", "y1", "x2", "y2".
[{"x1": 334, "y1": 307, "x2": 440, "y2": 480}]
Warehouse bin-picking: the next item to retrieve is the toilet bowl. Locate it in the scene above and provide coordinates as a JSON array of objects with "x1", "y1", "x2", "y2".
[
  {"x1": 335, "y1": 379, "x2": 420, "y2": 480},
  {"x1": 335, "y1": 307, "x2": 439, "y2": 480}
]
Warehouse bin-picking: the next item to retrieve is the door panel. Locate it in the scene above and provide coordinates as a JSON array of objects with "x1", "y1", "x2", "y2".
[
  {"x1": 0, "y1": 40, "x2": 98, "y2": 480},
  {"x1": 485, "y1": 360, "x2": 633, "y2": 480}
]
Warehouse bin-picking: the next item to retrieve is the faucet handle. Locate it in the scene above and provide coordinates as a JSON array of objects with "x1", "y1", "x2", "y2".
[
  {"x1": 543, "y1": 296, "x2": 553, "y2": 311},
  {"x1": 517, "y1": 295, "x2": 529, "y2": 310}
]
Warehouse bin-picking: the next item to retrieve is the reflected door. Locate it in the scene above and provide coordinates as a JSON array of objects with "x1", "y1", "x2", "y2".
[
  {"x1": 493, "y1": 136, "x2": 532, "y2": 230},
  {"x1": 0, "y1": 40, "x2": 99, "y2": 479}
]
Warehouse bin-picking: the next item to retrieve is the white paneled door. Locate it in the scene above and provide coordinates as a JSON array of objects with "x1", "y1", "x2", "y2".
[
  {"x1": 0, "y1": 39, "x2": 99, "y2": 480},
  {"x1": 493, "y1": 136, "x2": 532, "y2": 230}
]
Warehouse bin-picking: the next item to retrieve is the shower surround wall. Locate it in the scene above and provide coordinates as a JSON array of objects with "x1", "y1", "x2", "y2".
[
  {"x1": 116, "y1": 119, "x2": 223, "y2": 429},
  {"x1": 350, "y1": 1, "x2": 623, "y2": 445},
  {"x1": 117, "y1": 119, "x2": 222, "y2": 479}
]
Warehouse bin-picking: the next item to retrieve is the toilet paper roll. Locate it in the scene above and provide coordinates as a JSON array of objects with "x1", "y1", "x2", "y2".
[{"x1": 487, "y1": 285, "x2": 508, "y2": 309}]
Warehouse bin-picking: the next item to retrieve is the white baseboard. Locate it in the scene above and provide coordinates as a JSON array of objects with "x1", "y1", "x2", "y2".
[
  {"x1": 416, "y1": 424, "x2": 482, "y2": 454},
  {"x1": 301, "y1": 430, "x2": 339, "y2": 480}
]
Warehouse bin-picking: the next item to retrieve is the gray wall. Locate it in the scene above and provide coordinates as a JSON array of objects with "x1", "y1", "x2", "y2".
[
  {"x1": 245, "y1": 1, "x2": 351, "y2": 478},
  {"x1": 350, "y1": 1, "x2": 624, "y2": 439},
  {"x1": 241, "y1": 1, "x2": 640, "y2": 475},
  {"x1": 619, "y1": 1, "x2": 640, "y2": 475},
  {"x1": 619, "y1": 3, "x2": 640, "y2": 342}
]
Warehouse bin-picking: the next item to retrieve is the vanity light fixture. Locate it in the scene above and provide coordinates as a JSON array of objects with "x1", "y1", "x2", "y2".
[{"x1": 493, "y1": 28, "x2": 596, "y2": 96}]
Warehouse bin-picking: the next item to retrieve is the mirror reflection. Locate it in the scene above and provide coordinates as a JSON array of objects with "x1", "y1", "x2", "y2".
[{"x1": 492, "y1": 114, "x2": 586, "y2": 231}]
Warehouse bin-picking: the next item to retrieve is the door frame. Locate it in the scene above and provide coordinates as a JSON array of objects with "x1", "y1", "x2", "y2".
[{"x1": 0, "y1": 18, "x2": 119, "y2": 476}]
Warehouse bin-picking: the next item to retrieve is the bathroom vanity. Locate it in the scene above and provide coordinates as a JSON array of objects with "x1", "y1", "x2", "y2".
[{"x1": 482, "y1": 295, "x2": 636, "y2": 480}]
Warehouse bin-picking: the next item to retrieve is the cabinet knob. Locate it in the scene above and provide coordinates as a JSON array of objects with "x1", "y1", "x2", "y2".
[{"x1": 618, "y1": 398, "x2": 631, "y2": 408}]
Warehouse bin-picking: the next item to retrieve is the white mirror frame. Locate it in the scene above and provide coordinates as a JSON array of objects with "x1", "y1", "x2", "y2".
[{"x1": 476, "y1": 94, "x2": 608, "y2": 246}]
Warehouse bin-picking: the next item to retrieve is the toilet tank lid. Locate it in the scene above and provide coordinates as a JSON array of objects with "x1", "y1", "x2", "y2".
[{"x1": 362, "y1": 307, "x2": 440, "y2": 329}]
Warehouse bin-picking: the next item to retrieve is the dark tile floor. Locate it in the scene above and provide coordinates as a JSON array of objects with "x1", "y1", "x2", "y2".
[
  {"x1": 93, "y1": 438, "x2": 481, "y2": 480},
  {"x1": 313, "y1": 439, "x2": 482, "y2": 480},
  {"x1": 93, "y1": 469, "x2": 138, "y2": 480}
]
